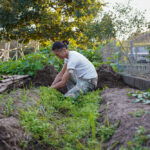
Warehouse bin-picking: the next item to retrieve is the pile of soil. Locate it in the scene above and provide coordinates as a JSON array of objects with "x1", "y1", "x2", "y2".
[
  {"x1": 96, "y1": 64, "x2": 126, "y2": 89},
  {"x1": 0, "y1": 117, "x2": 31, "y2": 150},
  {"x1": 32, "y1": 64, "x2": 126, "y2": 92},
  {"x1": 98, "y1": 88, "x2": 150, "y2": 149},
  {"x1": 33, "y1": 65, "x2": 58, "y2": 86},
  {"x1": 32, "y1": 65, "x2": 67, "y2": 93}
]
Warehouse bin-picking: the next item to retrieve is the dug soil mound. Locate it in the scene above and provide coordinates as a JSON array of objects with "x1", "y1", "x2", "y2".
[
  {"x1": 32, "y1": 64, "x2": 126, "y2": 93},
  {"x1": 96, "y1": 64, "x2": 126, "y2": 89},
  {"x1": 99, "y1": 88, "x2": 150, "y2": 149},
  {"x1": 32, "y1": 65, "x2": 67, "y2": 93},
  {"x1": 0, "y1": 117, "x2": 31, "y2": 150},
  {"x1": 33, "y1": 65, "x2": 58, "y2": 86}
]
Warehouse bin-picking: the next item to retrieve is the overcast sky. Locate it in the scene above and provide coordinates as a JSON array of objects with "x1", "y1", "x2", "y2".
[{"x1": 104, "y1": 0, "x2": 150, "y2": 22}]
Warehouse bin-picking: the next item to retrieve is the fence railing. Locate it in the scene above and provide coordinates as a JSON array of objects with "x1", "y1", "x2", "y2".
[
  {"x1": 0, "y1": 41, "x2": 39, "y2": 61},
  {"x1": 100, "y1": 39, "x2": 150, "y2": 76},
  {"x1": 116, "y1": 63, "x2": 150, "y2": 75}
]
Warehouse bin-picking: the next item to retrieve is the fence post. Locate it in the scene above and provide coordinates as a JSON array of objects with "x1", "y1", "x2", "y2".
[
  {"x1": 4, "y1": 42, "x2": 10, "y2": 61},
  {"x1": 130, "y1": 40, "x2": 133, "y2": 56},
  {"x1": 114, "y1": 40, "x2": 117, "y2": 63},
  {"x1": 130, "y1": 40, "x2": 134, "y2": 75}
]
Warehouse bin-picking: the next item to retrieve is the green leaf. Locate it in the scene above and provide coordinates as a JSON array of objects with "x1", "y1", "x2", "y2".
[
  {"x1": 137, "y1": 94, "x2": 143, "y2": 99},
  {"x1": 131, "y1": 93, "x2": 138, "y2": 97},
  {"x1": 133, "y1": 99, "x2": 143, "y2": 103},
  {"x1": 143, "y1": 100, "x2": 150, "y2": 105}
]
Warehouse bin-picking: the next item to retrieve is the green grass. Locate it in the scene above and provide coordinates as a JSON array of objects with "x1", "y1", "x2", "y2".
[
  {"x1": 0, "y1": 86, "x2": 120, "y2": 150},
  {"x1": 19, "y1": 87, "x2": 102, "y2": 149},
  {"x1": 0, "y1": 87, "x2": 122, "y2": 149}
]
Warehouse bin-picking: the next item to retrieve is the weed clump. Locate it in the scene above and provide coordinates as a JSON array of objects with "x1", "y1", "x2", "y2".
[{"x1": 19, "y1": 87, "x2": 101, "y2": 149}]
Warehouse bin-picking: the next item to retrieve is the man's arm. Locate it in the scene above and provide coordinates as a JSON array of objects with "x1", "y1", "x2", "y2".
[
  {"x1": 51, "y1": 63, "x2": 67, "y2": 85},
  {"x1": 51, "y1": 69, "x2": 71, "y2": 89}
]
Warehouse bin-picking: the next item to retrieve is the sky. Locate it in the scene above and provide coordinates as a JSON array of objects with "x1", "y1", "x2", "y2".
[{"x1": 104, "y1": 0, "x2": 150, "y2": 22}]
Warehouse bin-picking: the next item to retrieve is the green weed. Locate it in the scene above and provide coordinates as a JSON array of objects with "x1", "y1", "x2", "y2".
[
  {"x1": 120, "y1": 126, "x2": 150, "y2": 150},
  {"x1": 127, "y1": 90, "x2": 150, "y2": 105},
  {"x1": 128, "y1": 109, "x2": 149, "y2": 117},
  {"x1": 19, "y1": 87, "x2": 102, "y2": 149},
  {"x1": 97, "y1": 120, "x2": 120, "y2": 142},
  {"x1": 3, "y1": 96, "x2": 14, "y2": 116}
]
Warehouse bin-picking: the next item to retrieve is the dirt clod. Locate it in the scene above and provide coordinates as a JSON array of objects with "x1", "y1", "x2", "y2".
[
  {"x1": 32, "y1": 65, "x2": 67, "y2": 93},
  {"x1": 96, "y1": 64, "x2": 126, "y2": 89},
  {"x1": 33, "y1": 65, "x2": 58, "y2": 86},
  {"x1": 0, "y1": 117, "x2": 31, "y2": 150}
]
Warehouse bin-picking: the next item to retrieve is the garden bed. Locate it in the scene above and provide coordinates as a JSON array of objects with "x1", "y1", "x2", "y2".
[
  {"x1": 1, "y1": 87, "x2": 150, "y2": 150},
  {"x1": 0, "y1": 64, "x2": 150, "y2": 150},
  {"x1": 99, "y1": 88, "x2": 150, "y2": 149}
]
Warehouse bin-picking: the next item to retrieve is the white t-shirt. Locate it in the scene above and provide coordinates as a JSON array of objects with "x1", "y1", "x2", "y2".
[{"x1": 64, "y1": 51, "x2": 97, "y2": 79}]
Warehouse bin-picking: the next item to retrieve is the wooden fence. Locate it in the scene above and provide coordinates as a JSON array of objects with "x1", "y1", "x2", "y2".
[{"x1": 0, "y1": 41, "x2": 39, "y2": 61}]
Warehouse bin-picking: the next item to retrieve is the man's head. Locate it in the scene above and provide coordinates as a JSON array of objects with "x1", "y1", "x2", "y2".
[{"x1": 52, "y1": 40, "x2": 69, "y2": 59}]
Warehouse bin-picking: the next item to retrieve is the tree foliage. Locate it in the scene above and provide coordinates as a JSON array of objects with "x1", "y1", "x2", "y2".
[
  {"x1": 0, "y1": 0, "x2": 107, "y2": 46},
  {"x1": 82, "y1": 14, "x2": 116, "y2": 48},
  {"x1": 105, "y1": 0, "x2": 147, "y2": 40}
]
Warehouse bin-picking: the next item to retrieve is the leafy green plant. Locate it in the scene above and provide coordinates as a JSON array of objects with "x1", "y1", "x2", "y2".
[
  {"x1": 3, "y1": 96, "x2": 14, "y2": 116},
  {"x1": 19, "y1": 87, "x2": 102, "y2": 149},
  {"x1": 0, "y1": 45, "x2": 102, "y2": 76},
  {"x1": 0, "y1": 47, "x2": 63, "y2": 76},
  {"x1": 97, "y1": 121, "x2": 120, "y2": 142},
  {"x1": 74, "y1": 48, "x2": 103, "y2": 68},
  {"x1": 120, "y1": 126, "x2": 150, "y2": 150},
  {"x1": 129, "y1": 109, "x2": 149, "y2": 117},
  {"x1": 127, "y1": 89, "x2": 150, "y2": 105}
]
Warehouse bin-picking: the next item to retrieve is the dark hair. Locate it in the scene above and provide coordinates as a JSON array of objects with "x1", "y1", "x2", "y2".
[{"x1": 52, "y1": 40, "x2": 69, "y2": 51}]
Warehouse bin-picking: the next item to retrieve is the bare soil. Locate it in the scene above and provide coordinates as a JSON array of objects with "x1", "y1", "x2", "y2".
[
  {"x1": 32, "y1": 65, "x2": 58, "y2": 86},
  {"x1": 0, "y1": 117, "x2": 31, "y2": 150},
  {"x1": 99, "y1": 88, "x2": 150, "y2": 149},
  {"x1": 96, "y1": 64, "x2": 127, "y2": 89},
  {"x1": 32, "y1": 65, "x2": 67, "y2": 93}
]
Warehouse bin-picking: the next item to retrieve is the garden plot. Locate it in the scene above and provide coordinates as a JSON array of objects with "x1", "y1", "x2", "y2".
[
  {"x1": 0, "y1": 64, "x2": 150, "y2": 150},
  {"x1": 100, "y1": 88, "x2": 150, "y2": 149}
]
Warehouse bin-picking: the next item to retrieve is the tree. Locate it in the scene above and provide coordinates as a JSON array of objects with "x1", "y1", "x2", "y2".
[
  {"x1": 0, "y1": 0, "x2": 104, "y2": 47},
  {"x1": 101, "y1": 0, "x2": 147, "y2": 64},
  {"x1": 106, "y1": 0, "x2": 147, "y2": 40},
  {"x1": 81, "y1": 14, "x2": 116, "y2": 48}
]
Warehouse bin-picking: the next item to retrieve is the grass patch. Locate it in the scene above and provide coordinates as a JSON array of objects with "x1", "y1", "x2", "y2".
[
  {"x1": 97, "y1": 121, "x2": 120, "y2": 143},
  {"x1": 19, "y1": 87, "x2": 102, "y2": 149}
]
